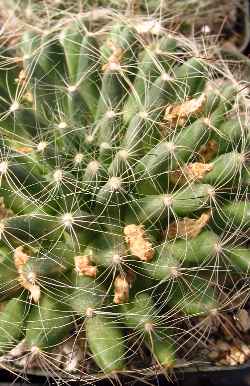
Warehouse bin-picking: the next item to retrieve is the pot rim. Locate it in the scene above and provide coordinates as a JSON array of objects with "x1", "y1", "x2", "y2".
[{"x1": 1, "y1": 359, "x2": 250, "y2": 381}]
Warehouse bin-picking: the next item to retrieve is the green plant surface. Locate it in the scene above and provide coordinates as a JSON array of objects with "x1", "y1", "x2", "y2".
[{"x1": 0, "y1": 16, "x2": 248, "y2": 382}]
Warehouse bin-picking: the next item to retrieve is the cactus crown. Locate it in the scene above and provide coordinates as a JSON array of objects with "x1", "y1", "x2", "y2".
[{"x1": 0, "y1": 13, "x2": 249, "y2": 382}]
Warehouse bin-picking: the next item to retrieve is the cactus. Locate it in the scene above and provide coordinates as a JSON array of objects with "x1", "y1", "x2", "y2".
[
  {"x1": 0, "y1": 15, "x2": 249, "y2": 382},
  {"x1": 0, "y1": 0, "x2": 242, "y2": 49}
]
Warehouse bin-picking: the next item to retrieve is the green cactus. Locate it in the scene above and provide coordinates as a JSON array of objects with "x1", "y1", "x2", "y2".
[{"x1": 0, "y1": 15, "x2": 248, "y2": 382}]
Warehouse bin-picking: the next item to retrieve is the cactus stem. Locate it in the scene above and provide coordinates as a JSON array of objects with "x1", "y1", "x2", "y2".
[{"x1": 0, "y1": 16, "x2": 247, "y2": 375}]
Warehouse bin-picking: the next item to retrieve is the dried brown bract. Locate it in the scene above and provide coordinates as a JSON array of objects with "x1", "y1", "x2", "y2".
[
  {"x1": 14, "y1": 246, "x2": 40, "y2": 303},
  {"x1": 74, "y1": 254, "x2": 97, "y2": 278},
  {"x1": 164, "y1": 94, "x2": 206, "y2": 126},
  {"x1": 198, "y1": 139, "x2": 219, "y2": 162},
  {"x1": 166, "y1": 210, "x2": 212, "y2": 240},
  {"x1": 113, "y1": 270, "x2": 134, "y2": 304},
  {"x1": 170, "y1": 162, "x2": 213, "y2": 185},
  {"x1": 124, "y1": 224, "x2": 154, "y2": 261}
]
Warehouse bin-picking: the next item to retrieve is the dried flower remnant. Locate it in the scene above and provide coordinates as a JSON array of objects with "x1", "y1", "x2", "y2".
[
  {"x1": 170, "y1": 162, "x2": 213, "y2": 185},
  {"x1": 235, "y1": 309, "x2": 250, "y2": 333},
  {"x1": 15, "y1": 69, "x2": 28, "y2": 85},
  {"x1": 14, "y1": 246, "x2": 40, "y2": 303},
  {"x1": 14, "y1": 146, "x2": 34, "y2": 154},
  {"x1": 124, "y1": 224, "x2": 154, "y2": 262},
  {"x1": 198, "y1": 139, "x2": 219, "y2": 162},
  {"x1": 114, "y1": 274, "x2": 131, "y2": 304},
  {"x1": 164, "y1": 94, "x2": 206, "y2": 126},
  {"x1": 166, "y1": 210, "x2": 212, "y2": 239},
  {"x1": 74, "y1": 254, "x2": 97, "y2": 278},
  {"x1": 0, "y1": 197, "x2": 13, "y2": 220},
  {"x1": 102, "y1": 41, "x2": 123, "y2": 72},
  {"x1": 184, "y1": 162, "x2": 213, "y2": 181}
]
